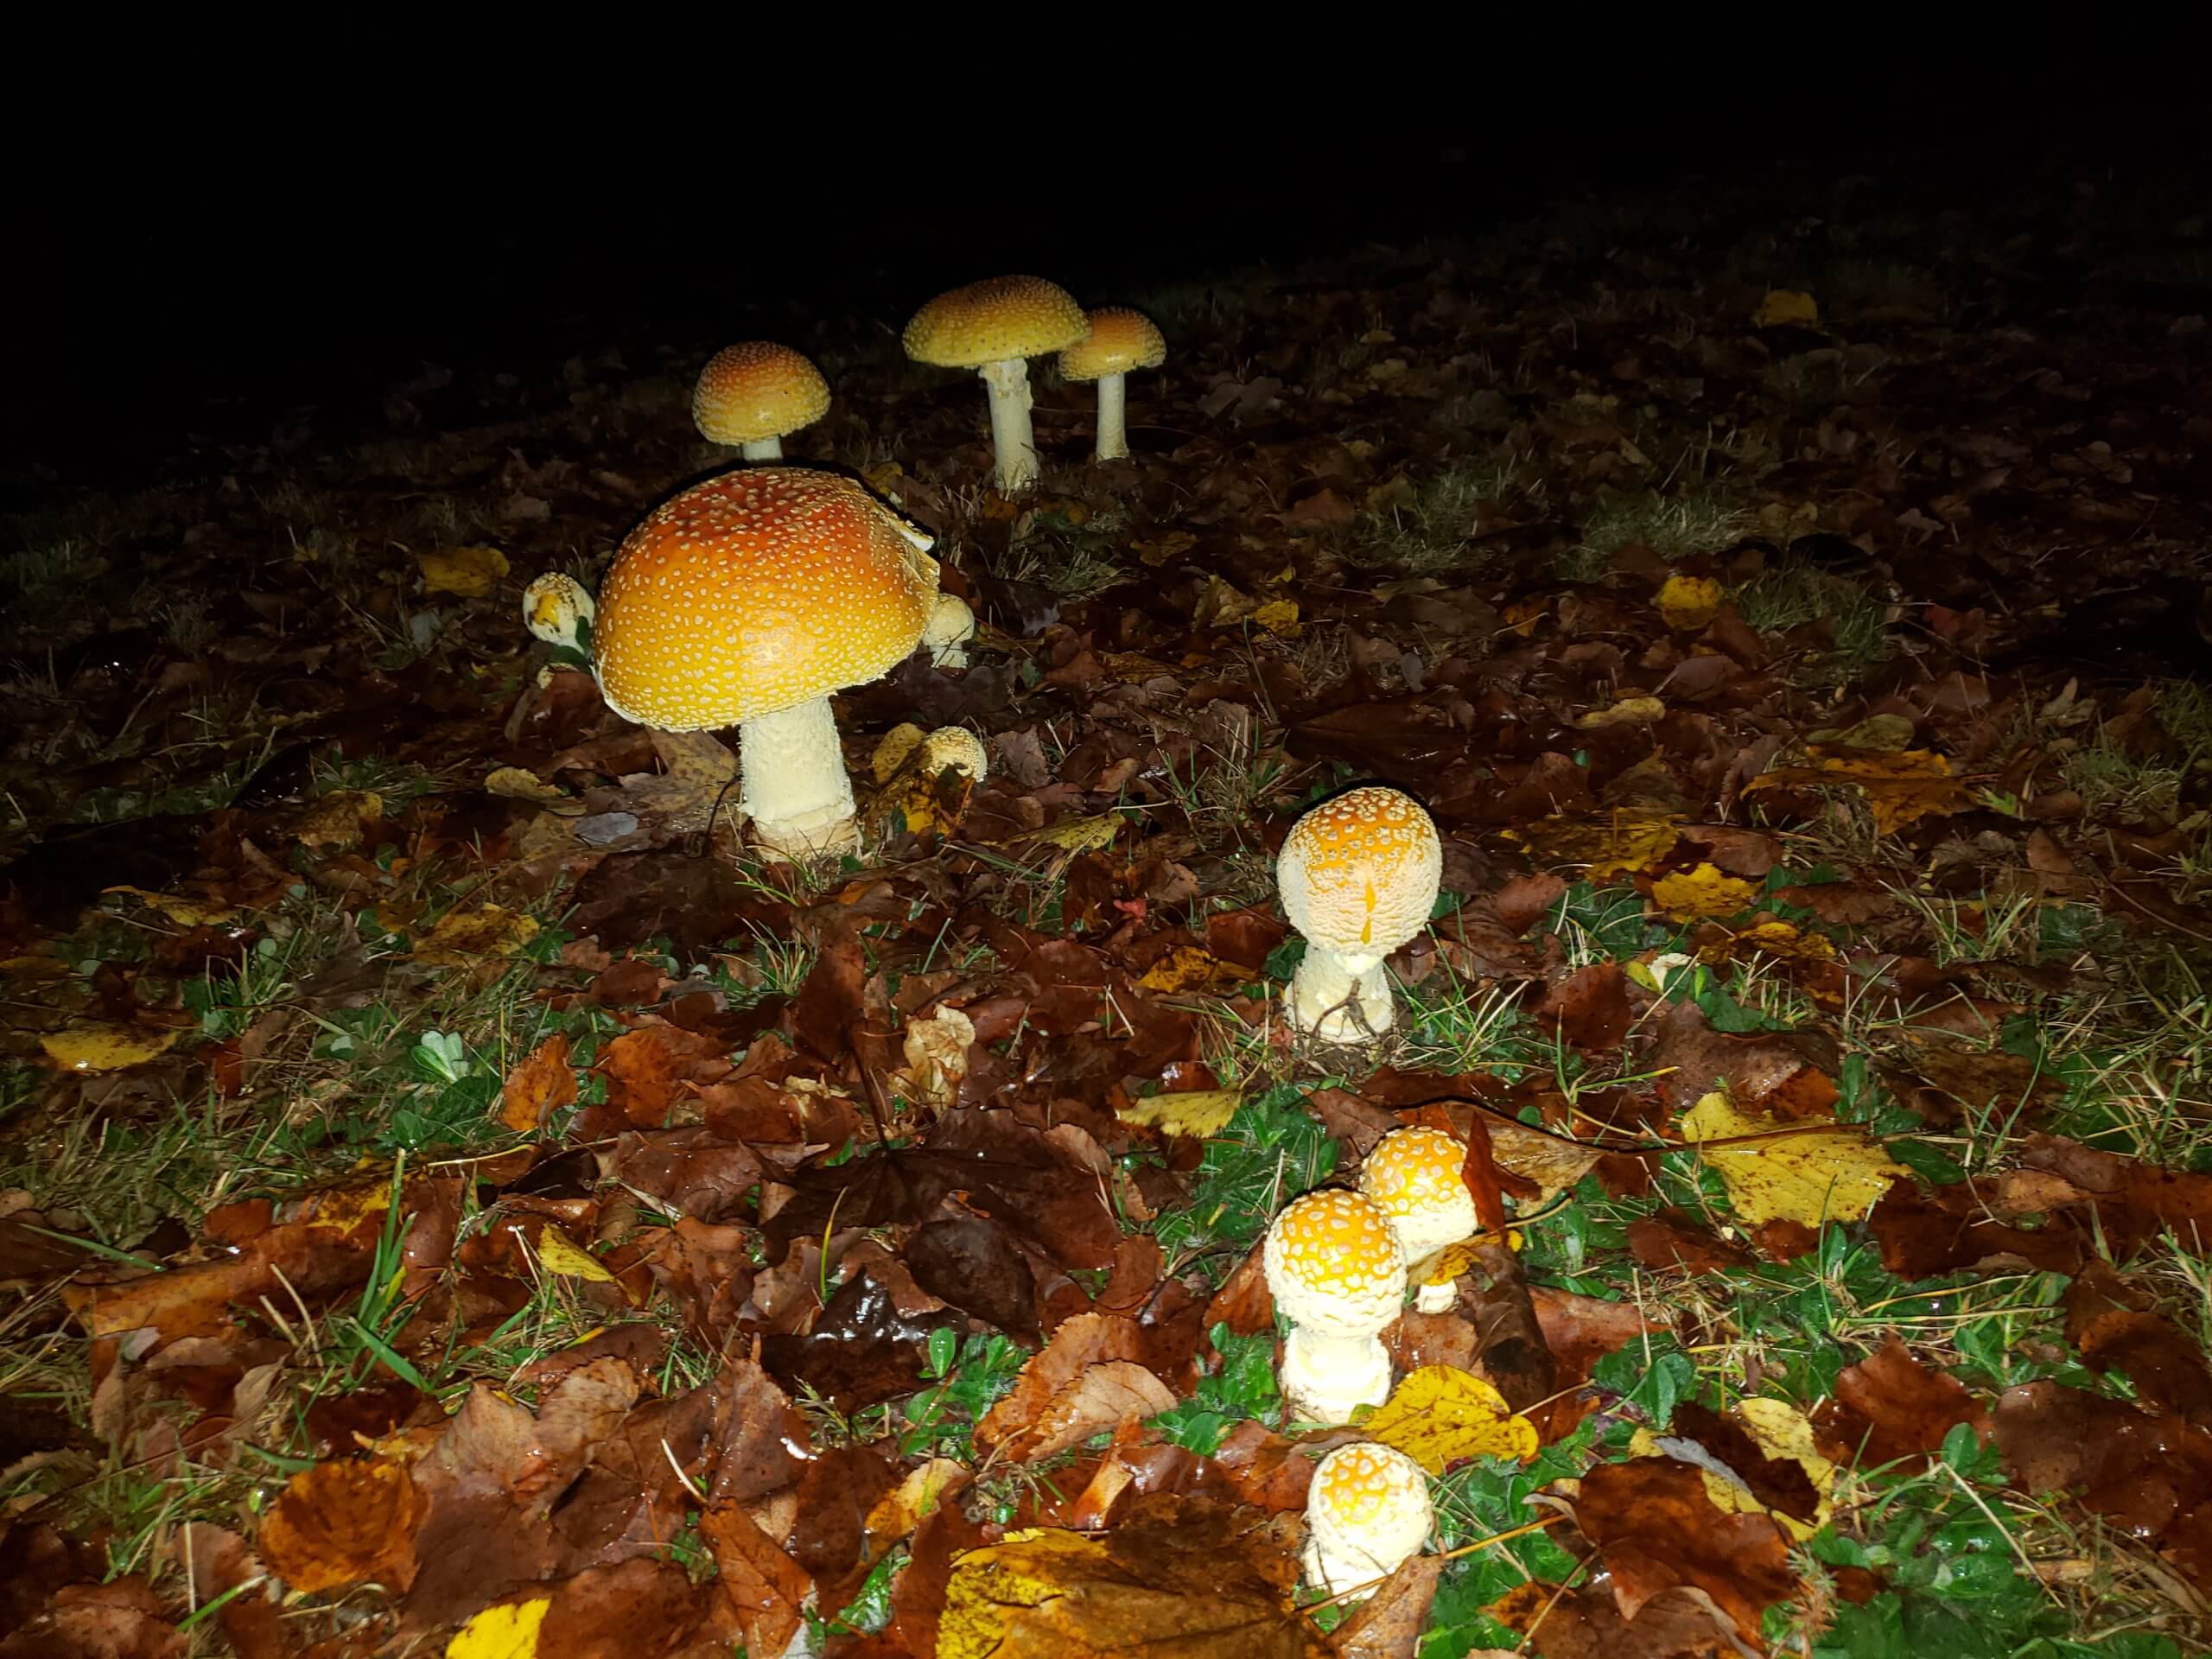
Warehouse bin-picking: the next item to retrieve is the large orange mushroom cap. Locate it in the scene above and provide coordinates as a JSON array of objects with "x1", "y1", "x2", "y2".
[
  {"x1": 593, "y1": 469, "x2": 938, "y2": 732},
  {"x1": 692, "y1": 342, "x2": 830, "y2": 447},
  {"x1": 903, "y1": 276, "x2": 1090, "y2": 368}
]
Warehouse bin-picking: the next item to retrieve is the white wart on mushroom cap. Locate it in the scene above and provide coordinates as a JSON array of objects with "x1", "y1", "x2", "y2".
[
  {"x1": 1262, "y1": 1189, "x2": 1406, "y2": 1424},
  {"x1": 1058, "y1": 308, "x2": 1166, "y2": 462},
  {"x1": 1361, "y1": 1126, "x2": 1478, "y2": 1313},
  {"x1": 592, "y1": 468, "x2": 939, "y2": 857},
  {"x1": 1277, "y1": 786, "x2": 1443, "y2": 1042},
  {"x1": 692, "y1": 342, "x2": 831, "y2": 461},
  {"x1": 903, "y1": 276, "x2": 1089, "y2": 494},
  {"x1": 1302, "y1": 1442, "x2": 1434, "y2": 1599}
]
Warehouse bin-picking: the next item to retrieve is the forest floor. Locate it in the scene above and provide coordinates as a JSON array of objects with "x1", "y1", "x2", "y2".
[{"x1": 5, "y1": 168, "x2": 2212, "y2": 1659}]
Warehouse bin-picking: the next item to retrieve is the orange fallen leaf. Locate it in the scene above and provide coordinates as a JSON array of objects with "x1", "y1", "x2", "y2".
[
  {"x1": 1744, "y1": 747, "x2": 1967, "y2": 836},
  {"x1": 258, "y1": 1457, "x2": 422, "y2": 1593},
  {"x1": 499, "y1": 1034, "x2": 576, "y2": 1133}
]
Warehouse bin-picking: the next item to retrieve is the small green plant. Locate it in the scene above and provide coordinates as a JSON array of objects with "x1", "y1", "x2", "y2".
[
  {"x1": 1151, "y1": 1326, "x2": 1281, "y2": 1453},
  {"x1": 1149, "y1": 1084, "x2": 1338, "y2": 1262},
  {"x1": 899, "y1": 1329, "x2": 1027, "y2": 1458}
]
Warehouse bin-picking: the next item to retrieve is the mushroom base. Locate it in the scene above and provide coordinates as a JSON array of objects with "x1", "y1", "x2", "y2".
[
  {"x1": 1280, "y1": 1325, "x2": 1393, "y2": 1425},
  {"x1": 1414, "y1": 1277, "x2": 1459, "y2": 1315},
  {"x1": 978, "y1": 358, "x2": 1040, "y2": 493},
  {"x1": 739, "y1": 697, "x2": 858, "y2": 859},
  {"x1": 739, "y1": 437, "x2": 785, "y2": 461},
  {"x1": 1285, "y1": 947, "x2": 1395, "y2": 1041},
  {"x1": 1092, "y1": 372, "x2": 1129, "y2": 461}
]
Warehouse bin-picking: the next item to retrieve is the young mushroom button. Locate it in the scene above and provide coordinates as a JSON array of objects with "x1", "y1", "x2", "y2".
[
  {"x1": 692, "y1": 342, "x2": 831, "y2": 461},
  {"x1": 1262, "y1": 1189, "x2": 1406, "y2": 1424},
  {"x1": 1303, "y1": 1442, "x2": 1434, "y2": 1599},
  {"x1": 590, "y1": 468, "x2": 939, "y2": 860},
  {"x1": 903, "y1": 276, "x2": 1090, "y2": 494},
  {"x1": 1058, "y1": 308, "x2": 1166, "y2": 462},
  {"x1": 1277, "y1": 787, "x2": 1444, "y2": 1042},
  {"x1": 1361, "y1": 1127, "x2": 1478, "y2": 1313}
]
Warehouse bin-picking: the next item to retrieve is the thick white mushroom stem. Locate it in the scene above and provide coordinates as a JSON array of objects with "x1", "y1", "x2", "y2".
[
  {"x1": 1286, "y1": 947, "x2": 1394, "y2": 1040},
  {"x1": 740, "y1": 437, "x2": 784, "y2": 462},
  {"x1": 1414, "y1": 1278, "x2": 1459, "y2": 1315},
  {"x1": 737, "y1": 696, "x2": 858, "y2": 858},
  {"x1": 1092, "y1": 372, "x2": 1131, "y2": 461},
  {"x1": 1281, "y1": 1325, "x2": 1393, "y2": 1424},
  {"x1": 977, "y1": 358, "x2": 1040, "y2": 493}
]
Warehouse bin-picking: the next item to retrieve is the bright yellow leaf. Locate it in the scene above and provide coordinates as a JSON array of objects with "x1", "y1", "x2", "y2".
[
  {"x1": 1744, "y1": 747, "x2": 1967, "y2": 836},
  {"x1": 446, "y1": 1596, "x2": 548, "y2": 1659},
  {"x1": 1650, "y1": 862, "x2": 1758, "y2": 921},
  {"x1": 1754, "y1": 289, "x2": 1820, "y2": 327},
  {"x1": 102, "y1": 886, "x2": 239, "y2": 926},
  {"x1": 1014, "y1": 814, "x2": 1124, "y2": 855},
  {"x1": 1116, "y1": 1090, "x2": 1241, "y2": 1138},
  {"x1": 1251, "y1": 598, "x2": 1301, "y2": 637},
  {"x1": 1362, "y1": 1365, "x2": 1538, "y2": 1473},
  {"x1": 1136, "y1": 946, "x2": 1252, "y2": 995},
  {"x1": 1656, "y1": 575, "x2": 1724, "y2": 630},
  {"x1": 1510, "y1": 810, "x2": 1682, "y2": 880},
  {"x1": 39, "y1": 1021, "x2": 182, "y2": 1073},
  {"x1": 535, "y1": 1225, "x2": 615, "y2": 1283},
  {"x1": 411, "y1": 906, "x2": 540, "y2": 966},
  {"x1": 417, "y1": 544, "x2": 510, "y2": 599},
  {"x1": 1577, "y1": 696, "x2": 1666, "y2": 729},
  {"x1": 1678, "y1": 1092, "x2": 1905, "y2": 1228}
]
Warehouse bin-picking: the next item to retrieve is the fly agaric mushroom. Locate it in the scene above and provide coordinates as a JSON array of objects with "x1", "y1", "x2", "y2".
[
  {"x1": 1361, "y1": 1127, "x2": 1477, "y2": 1313},
  {"x1": 1262, "y1": 1189, "x2": 1406, "y2": 1423},
  {"x1": 1303, "y1": 1442, "x2": 1433, "y2": 1599},
  {"x1": 692, "y1": 342, "x2": 831, "y2": 461},
  {"x1": 923, "y1": 592, "x2": 976, "y2": 669},
  {"x1": 592, "y1": 468, "x2": 938, "y2": 858},
  {"x1": 1277, "y1": 786, "x2": 1443, "y2": 1042},
  {"x1": 1058, "y1": 308, "x2": 1166, "y2": 462},
  {"x1": 521, "y1": 572, "x2": 595, "y2": 665},
  {"x1": 903, "y1": 276, "x2": 1090, "y2": 494}
]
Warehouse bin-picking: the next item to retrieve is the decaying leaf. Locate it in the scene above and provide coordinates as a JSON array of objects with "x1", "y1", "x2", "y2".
[
  {"x1": 1513, "y1": 811, "x2": 1682, "y2": 880},
  {"x1": 258, "y1": 1457, "x2": 423, "y2": 1593},
  {"x1": 1649, "y1": 863, "x2": 1757, "y2": 921},
  {"x1": 499, "y1": 1033, "x2": 576, "y2": 1133},
  {"x1": 39, "y1": 1020, "x2": 183, "y2": 1073},
  {"x1": 1745, "y1": 747, "x2": 1968, "y2": 836},
  {"x1": 534, "y1": 1225, "x2": 616, "y2": 1284},
  {"x1": 1678, "y1": 1092, "x2": 1906, "y2": 1228},
  {"x1": 1362, "y1": 1365, "x2": 1538, "y2": 1474},
  {"x1": 103, "y1": 885, "x2": 240, "y2": 925},
  {"x1": 1118, "y1": 1090, "x2": 1243, "y2": 1139},
  {"x1": 419, "y1": 543, "x2": 511, "y2": 597},
  {"x1": 902, "y1": 1005, "x2": 977, "y2": 1108},
  {"x1": 413, "y1": 905, "x2": 541, "y2": 966}
]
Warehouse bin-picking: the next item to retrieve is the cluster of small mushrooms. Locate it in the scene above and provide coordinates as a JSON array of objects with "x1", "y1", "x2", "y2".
[{"x1": 518, "y1": 274, "x2": 1491, "y2": 1604}]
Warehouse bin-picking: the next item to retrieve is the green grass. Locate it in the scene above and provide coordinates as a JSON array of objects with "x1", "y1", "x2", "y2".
[
  {"x1": 1352, "y1": 454, "x2": 1543, "y2": 575},
  {"x1": 1733, "y1": 560, "x2": 1891, "y2": 683},
  {"x1": 1148, "y1": 1083, "x2": 1338, "y2": 1266},
  {"x1": 1563, "y1": 486, "x2": 1750, "y2": 579}
]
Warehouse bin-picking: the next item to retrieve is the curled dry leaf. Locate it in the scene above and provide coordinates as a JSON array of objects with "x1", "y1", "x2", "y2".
[{"x1": 499, "y1": 1033, "x2": 576, "y2": 1133}]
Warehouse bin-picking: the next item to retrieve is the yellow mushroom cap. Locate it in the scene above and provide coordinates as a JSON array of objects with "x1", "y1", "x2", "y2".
[
  {"x1": 903, "y1": 276, "x2": 1090, "y2": 369},
  {"x1": 1361, "y1": 1128, "x2": 1478, "y2": 1261},
  {"x1": 1278, "y1": 787, "x2": 1443, "y2": 958},
  {"x1": 1263, "y1": 1189, "x2": 1405, "y2": 1338},
  {"x1": 1058, "y1": 308, "x2": 1166, "y2": 382},
  {"x1": 692, "y1": 342, "x2": 831, "y2": 446},
  {"x1": 593, "y1": 469, "x2": 939, "y2": 732},
  {"x1": 1306, "y1": 1442, "x2": 1433, "y2": 1580}
]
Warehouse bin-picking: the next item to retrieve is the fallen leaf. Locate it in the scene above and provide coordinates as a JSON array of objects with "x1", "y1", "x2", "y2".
[
  {"x1": 413, "y1": 905, "x2": 540, "y2": 966},
  {"x1": 102, "y1": 885, "x2": 239, "y2": 925},
  {"x1": 1745, "y1": 747, "x2": 1967, "y2": 836},
  {"x1": 1656, "y1": 576, "x2": 1724, "y2": 630},
  {"x1": 1363, "y1": 1365, "x2": 1538, "y2": 1474},
  {"x1": 419, "y1": 543, "x2": 511, "y2": 598},
  {"x1": 701, "y1": 1499, "x2": 811, "y2": 1659},
  {"x1": 1513, "y1": 811, "x2": 1682, "y2": 880},
  {"x1": 1118, "y1": 1090, "x2": 1242, "y2": 1138},
  {"x1": 258, "y1": 1457, "x2": 423, "y2": 1593},
  {"x1": 1137, "y1": 945, "x2": 1254, "y2": 995},
  {"x1": 1576, "y1": 697, "x2": 1667, "y2": 728},
  {"x1": 1649, "y1": 864, "x2": 1756, "y2": 921},
  {"x1": 447, "y1": 1596, "x2": 550, "y2": 1658},
  {"x1": 499, "y1": 1034, "x2": 576, "y2": 1133},
  {"x1": 1818, "y1": 1336, "x2": 1988, "y2": 1469},
  {"x1": 1571, "y1": 1457, "x2": 1796, "y2": 1642},
  {"x1": 997, "y1": 1361, "x2": 1178, "y2": 1463},
  {"x1": 38, "y1": 1021, "x2": 182, "y2": 1073},
  {"x1": 1678, "y1": 1093, "x2": 1905, "y2": 1228},
  {"x1": 1753, "y1": 289, "x2": 1819, "y2": 327},
  {"x1": 534, "y1": 1225, "x2": 616, "y2": 1284}
]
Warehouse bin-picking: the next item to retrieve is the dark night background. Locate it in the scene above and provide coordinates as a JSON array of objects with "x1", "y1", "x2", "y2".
[{"x1": 10, "y1": 86, "x2": 2205, "y2": 498}]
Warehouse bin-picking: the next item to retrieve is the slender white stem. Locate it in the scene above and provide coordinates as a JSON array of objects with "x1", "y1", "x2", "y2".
[
  {"x1": 1286, "y1": 945, "x2": 1394, "y2": 1040},
  {"x1": 977, "y1": 358, "x2": 1039, "y2": 493},
  {"x1": 737, "y1": 696, "x2": 857, "y2": 858},
  {"x1": 740, "y1": 436, "x2": 784, "y2": 461},
  {"x1": 1093, "y1": 372, "x2": 1128, "y2": 461}
]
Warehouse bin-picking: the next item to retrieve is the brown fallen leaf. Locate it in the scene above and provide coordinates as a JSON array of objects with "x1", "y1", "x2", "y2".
[
  {"x1": 991, "y1": 1361, "x2": 1177, "y2": 1464},
  {"x1": 701, "y1": 1498, "x2": 811, "y2": 1658},
  {"x1": 976, "y1": 1313, "x2": 1147, "y2": 1459},
  {"x1": 1816, "y1": 1337, "x2": 1988, "y2": 1470},
  {"x1": 499, "y1": 1033, "x2": 576, "y2": 1133},
  {"x1": 1331, "y1": 1555, "x2": 1443, "y2": 1659},
  {"x1": 1571, "y1": 1457, "x2": 1796, "y2": 1642},
  {"x1": 257, "y1": 1457, "x2": 423, "y2": 1594}
]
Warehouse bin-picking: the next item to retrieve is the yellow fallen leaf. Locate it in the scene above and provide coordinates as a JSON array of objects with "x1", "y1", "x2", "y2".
[
  {"x1": 1656, "y1": 575, "x2": 1724, "y2": 630},
  {"x1": 1744, "y1": 747, "x2": 1967, "y2": 836},
  {"x1": 535, "y1": 1225, "x2": 615, "y2": 1283},
  {"x1": 39, "y1": 1021, "x2": 183, "y2": 1073},
  {"x1": 872, "y1": 723, "x2": 928, "y2": 784},
  {"x1": 1805, "y1": 714, "x2": 1916, "y2": 752},
  {"x1": 1014, "y1": 814, "x2": 1124, "y2": 855},
  {"x1": 861, "y1": 461, "x2": 906, "y2": 501},
  {"x1": 1510, "y1": 810, "x2": 1682, "y2": 880},
  {"x1": 1131, "y1": 530, "x2": 1197, "y2": 569},
  {"x1": 484, "y1": 766, "x2": 572, "y2": 806},
  {"x1": 1116, "y1": 1090, "x2": 1241, "y2": 1138},
  {"x1": 1251, "y1": 598, "x2": 1301, "y2": 637},
  {"x1": 417, "y1": 543, "x2": 510, "y2": 599},
  {"x1": 1730, "y1": 920, "x2": 1835, "y2": 962},
  {"x1": 1678, "y1": 1091, "x2": 1905, "y2": 1228},
  {"x1": 1754, "y1": 289, "x2": 1820, "y2": 328},
  {"x1": 102, "y1": 886, "x2": 238, "y2": 926},
  {"x1": 1576, "y1": 696, "x2": 1666, "y2": 729},
  {"x1": 446, "y1": 1596, "x2": 548, "y2": 1659},
  {"x1": 1649, "y1": 862, "x2": 1758, "y2": 921},
  {"x1": 1103, "y1": 652, "x2": 1181, "y2": 683},
  {"x1": 1362, "y1": 1364, "x2": 1538, "y2": 1473},
  {"x1": 411, "y1": 905, "x2": 540, "y2": 966},
  {"x1": 294, "y1": 790, "x2": 385, "y2": 851},
  {"x1": 1503, "y1": 599, "x2": 1546, "y2": 638},
  {"x1": 1136, "y1": 945, "x2": 1253, "y2": 995}
]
